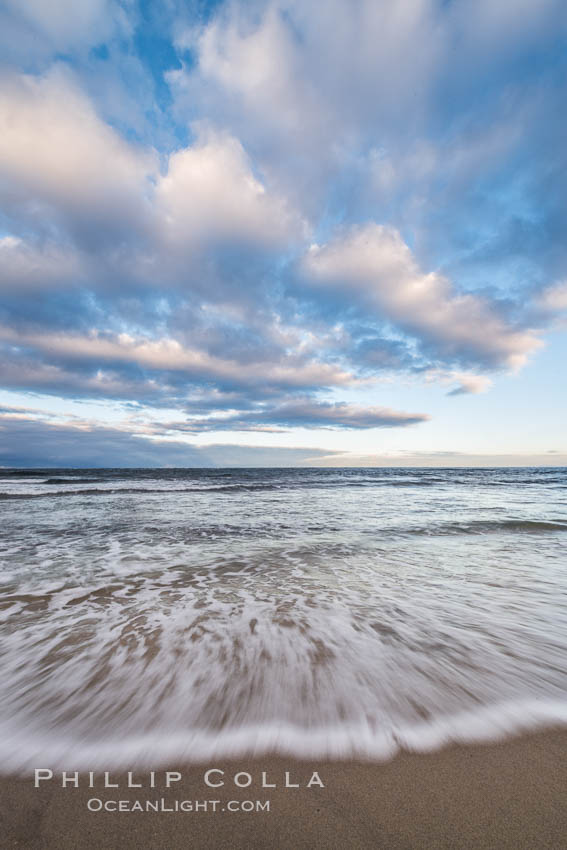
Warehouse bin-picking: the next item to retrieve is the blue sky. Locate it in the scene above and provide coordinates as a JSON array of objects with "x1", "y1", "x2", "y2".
[{"x1": 0, "y1": 0, "x2": 566, "y2": 467}]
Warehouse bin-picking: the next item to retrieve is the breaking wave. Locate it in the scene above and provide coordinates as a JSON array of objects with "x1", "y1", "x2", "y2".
[{"x1": 1, "y1": 466, "x2": 566, "y2": 770}]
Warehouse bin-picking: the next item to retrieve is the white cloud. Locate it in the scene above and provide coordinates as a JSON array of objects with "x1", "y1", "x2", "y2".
[
  {"x1": 184, "y1": 0, "x2": 440, "y2": 132},
  {"x1": 184, "y1": 0, "x2": 561, "y2": 138},
  {"x1": 0, "y1": 10, "x2": 561, "y2": 436},
  {"x1": 0, "y1": 236, "x2": 82, "y2": 293},
  {"x1": 0, "y1": 326, "x2": 354, "y2": 390},
  {"x1": 169, "y1": 0, "x2": 565, "y2": 225},
  {"x1": 0, "y1": 67, "x2": 156, "y2": 236},
  {"x1": 449, "y1": 0, "x2": 561, "y2": 51},
  {"x1": 190, "y1": 5, "x2": 330, "y2": 145},
  {"x1": 444, "y1": 373, "x2": 493, "y2": 396},
  {"x1": 303, "y1": 449, "x2": 567, "y2": 468},
  {"x1": 169, "y1": 0, "x2": 442, "y2": 217},
  {"x1": 2, "y1": 0, "x2": 127, "y2": 52},
  {"x1": 0, "y1": 69, "x2": 306, "y2": 265},
  {"x1": 302, "y1": 223, "x2": 541, "y2": 369},
  {"x1": 156, "y1": 125, "x2": 307, "y2": 252},
  {"x1": 453, "y1": 375, "x2": 492, "y2": 394},
  {"x1": 537, "y1": 280, "x2": 567, "y2": 312},
  {"x1": 422, "y1": 368, "x2": 494, "y2": 396},
  {"x1": 163, "y1": 399, "x2": 430, "y2": 431}
]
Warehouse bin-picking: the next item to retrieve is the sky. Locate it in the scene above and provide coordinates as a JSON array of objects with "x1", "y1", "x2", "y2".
[{"x1": 0, "y1": 0, "x2": 566, "y2": 467}]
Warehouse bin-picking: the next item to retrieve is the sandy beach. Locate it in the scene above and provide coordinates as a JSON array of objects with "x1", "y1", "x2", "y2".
[{"x1": 2, "y1": 728, "x2": 567, "y2": 849}]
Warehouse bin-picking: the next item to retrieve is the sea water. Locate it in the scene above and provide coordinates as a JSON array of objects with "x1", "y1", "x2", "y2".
[{"x1": 1, "y1": 467, "x2": 566, "y2": 770}]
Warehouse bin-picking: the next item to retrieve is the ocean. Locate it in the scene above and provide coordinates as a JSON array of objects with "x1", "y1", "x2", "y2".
[{"x1": 1, "y1": 466, "x2": 566, "y2": 771}]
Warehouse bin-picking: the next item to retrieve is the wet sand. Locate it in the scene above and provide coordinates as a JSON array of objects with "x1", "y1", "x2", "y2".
[{"x1": 2, "y1": 728, "x2": 567, "y2": 849}]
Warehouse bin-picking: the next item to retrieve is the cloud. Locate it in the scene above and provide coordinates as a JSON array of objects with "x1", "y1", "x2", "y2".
[
  {"x1": 158, "y1": 399, "x2": 429, "y2": 432},
  {"x1": 0, "y1": 67, "x2": 156, "y2": 246},
  {"x1": 174, "y1": 1, "x2": 441, "y2": 153},
  {"x1": 0, "y1": 325, "x2": 354, "y2": 392},
  {"x1": 536, "y1": 281, "x2": 567, "y2": 313},
  {"x1": 446, "y1": 375, "x2": 493, "y2": 396},
  {"x1": 0, "y1": 68, "x2": 305, "y2": 267},
  {"x1": 156, "y1": 124, "x2": 307, "y2": 253},
  {"x1": 0, "y1": 414, "x2": 339, "y2": 468},
  {"x1": 0, "y1": 236, "x2": 83, "y2": 294},
  {"x1": 303, "y1": 449, "x2": 567, "y2": 468},
  {"x1": 170, "y1": 1, "x2": 437, "y2": 216},
  {"x1": 171, "y1": 0, "x2": 564, "y2": 216},
  {"x1": 0, "y1": 357, "x2": 173, "y2": 400},
  {"x1": 302, "y1": 223, "x2": 542, "y2": 370},
  {"x1": 0, "y1": 0, "x2": 127, "y2": 55},
  {"x1": 0, "y1": 1, "x2": 565, "y2": 465},
  {"x1": 421, "y1": 369, "x2": 494, "y2": 396}
]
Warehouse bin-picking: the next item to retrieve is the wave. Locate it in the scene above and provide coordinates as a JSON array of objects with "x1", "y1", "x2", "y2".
[
  {"x1": 2, "y1": 463, "x2": 567, "y2": 774},
  {"x1": 1, "y1": 491, "x2": 565, "y2": 540},
  {"x1": 0, "y1": 488, "x2": 159, "y2": 500},
  {"x1": 0, "y1": 484, "x2": 285, "y2": 500},
  {"x1": 404, "y1": 519, "x2": 567, "y2": 536},
  {"x1": 0, "y1": 466, "x2": 565, "y2": 499},
  {"x1": 43, "y1": 477, "x2": 112, "y2": 485},
  {"x1": 2, "y1": 698, "x2": 567, "y2": 772}
]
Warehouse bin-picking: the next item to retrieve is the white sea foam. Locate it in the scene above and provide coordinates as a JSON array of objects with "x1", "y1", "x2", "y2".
[
  {"x1": 2, "y1": 699, "x2": 567, "y2": 773},
  {"x1": 1, "y1": 467, "x2": 566, "y2": 771}
]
